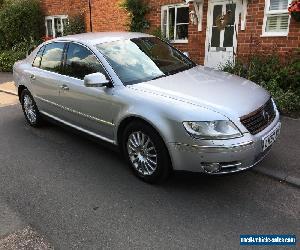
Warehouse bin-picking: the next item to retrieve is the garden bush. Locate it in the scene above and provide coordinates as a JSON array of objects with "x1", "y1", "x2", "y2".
[
  {"x1": 0, "y1": 0, "x2": 44, "y2": 50},
  {"x1": 151, "y1": 26, "x2": 168, "y2": 41},
  {"x1": 220, "y1": 52, "x2": 300, "y2": 117},
  {"x1": 0, "y1": 50, "x2": 26, "y2": 72},
  {"x1": 0, "y1": 0, "x2": 43, "y2": 72},
  {"x1": 64, "y1": 13, "x2": 86, "y2": 36},
  {"x1": 120, "y1": 0, "x2": 149, "y2": 32}
]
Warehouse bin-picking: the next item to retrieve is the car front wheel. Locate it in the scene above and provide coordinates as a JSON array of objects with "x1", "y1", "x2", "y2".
[{"x1": 122, "y1": 122, "x2": 171, "y2": 183}]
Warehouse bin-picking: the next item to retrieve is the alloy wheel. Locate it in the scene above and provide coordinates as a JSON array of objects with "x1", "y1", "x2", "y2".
[
  {"x1": 127, "y1": 131, "x2": 158, "y2": 176},
  {"x1": 23, "y1": 94, "x2": 37, "y2": 124}
]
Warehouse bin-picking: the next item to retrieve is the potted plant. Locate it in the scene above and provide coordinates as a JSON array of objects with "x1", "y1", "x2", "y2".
[{"x1": 288, "y1": 0, "x2": 300, "y2": 22}]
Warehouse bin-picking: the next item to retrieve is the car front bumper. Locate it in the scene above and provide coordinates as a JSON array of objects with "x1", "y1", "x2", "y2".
[{"x1": 168, "y1": 112, "x2": 280, "y2": 174}]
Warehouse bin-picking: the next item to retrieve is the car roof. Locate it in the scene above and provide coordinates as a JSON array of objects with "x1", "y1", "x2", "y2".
[{"x1": 54, "y1": 32, "x2": 154, "y2": 45}]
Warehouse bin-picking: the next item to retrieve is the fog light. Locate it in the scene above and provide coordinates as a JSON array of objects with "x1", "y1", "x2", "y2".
[{"x1": 201, "y1": 162, "x2": 221, "y2": 173}]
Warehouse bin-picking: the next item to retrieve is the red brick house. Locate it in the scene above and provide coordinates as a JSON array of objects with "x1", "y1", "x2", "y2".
[{"x1": 41, "y1": 0, "x2": 300, "y2": 68}]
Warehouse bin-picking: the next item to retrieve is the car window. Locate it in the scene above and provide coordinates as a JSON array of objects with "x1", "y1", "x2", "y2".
[
  {"x1": 96, "y1": 37, "x2": 195, "y2": 85},
  {"x1": 32, "y1": 46, "x2": 45, "y2": 68},
  {"x1": 64, "y1": 43, "x2": 105, "y2": 80},
  {"x1": 40, "y1": 42, "x2": 65, "y2": 73}
]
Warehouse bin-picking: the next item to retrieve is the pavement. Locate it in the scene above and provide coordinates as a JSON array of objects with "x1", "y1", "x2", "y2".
[
  {"x1": 0, "y1": 81, "x2": 17, "y2": 96},
  {"x1": 0, "y1": 72, "x2": 13, "y2": 84},
  {"x1": 253, "y1": 116, "x2": 300, "y2": 188}
]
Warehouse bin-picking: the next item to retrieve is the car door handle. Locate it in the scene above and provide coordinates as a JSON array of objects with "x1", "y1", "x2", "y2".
[
  {"x1": 60, "y1": 84, "x2": 69, "y2": 91},
  {"x1": 30, "y1": 74, "x2": 36, "y2": 80}
]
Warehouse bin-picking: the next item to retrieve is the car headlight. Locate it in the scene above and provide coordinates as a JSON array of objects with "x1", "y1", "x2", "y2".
[{"x1": 183, "y1": 120, "x2": 242, "y2": 139}]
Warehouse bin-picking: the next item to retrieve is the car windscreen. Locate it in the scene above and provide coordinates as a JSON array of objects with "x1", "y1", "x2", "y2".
[{"x1": 96, "y1": 37, "x2": 196, "y2": 85}]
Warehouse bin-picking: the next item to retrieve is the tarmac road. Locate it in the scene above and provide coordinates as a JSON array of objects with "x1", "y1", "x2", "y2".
[{"x1": 0, "y1": 104, "x2": 299, "y2": 249}]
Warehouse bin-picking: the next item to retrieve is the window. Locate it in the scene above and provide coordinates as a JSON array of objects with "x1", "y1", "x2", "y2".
[
  {"x1": 45, "y1": 15, "x2": 68, "y2": 38},
  {"x1": 32, "y1": 46, "x2": 45, "y2": 68},
  {"x1": 161, "y1": 5, "x2": 189, "y2": 43},
  {"x1": 211, "y1": 4, "x2": 236, "y2": 48},
  {"x1": 40, "y1": 42, "x2": 65, "y2": 73},
  {"x1": 97, "y1": 37, "x2": 195, "y2": 85},
  {"x1": 64, "y1": 43, "x2": 105, "y2": 80},
  {"x1": 263, "y1": 0, "x2": 290, "y2": 36}
]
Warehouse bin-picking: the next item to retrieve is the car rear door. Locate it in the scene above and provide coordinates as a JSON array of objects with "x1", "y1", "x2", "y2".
[{"x1": 29, "y1": 42, "x2": 66, "y2": 115}]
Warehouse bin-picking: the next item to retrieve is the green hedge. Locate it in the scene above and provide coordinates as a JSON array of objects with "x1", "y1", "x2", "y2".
[
  {"x1": 0, "y1": 0, "x2": 43, "y2": 50},
  {"x1": 0, "y1": 50, "x2": 26, "y2": 72},
  {"x1": 0, "y1": 0, "x2": 43, "y2": 72},
  {"x1": 120, "y1": 0, "x2": 150, "y2": 32},
  {"x1": 64, "y1": 13, "x2": 86, "y2": 36},
  {"x1": 220, "y1": 52, "x2": 300, "y2": 117}
]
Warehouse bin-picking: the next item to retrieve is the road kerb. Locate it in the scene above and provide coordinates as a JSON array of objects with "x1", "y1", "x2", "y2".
[
  {"x1": 253, "y1": 168, "x2": 300, "y2": 188},
  {"x1": 0, "y1": 82, "x2": 17, "y2": 96},
  {"x1": 0, "y1": 89, "x2": 17, "y2": 96}
]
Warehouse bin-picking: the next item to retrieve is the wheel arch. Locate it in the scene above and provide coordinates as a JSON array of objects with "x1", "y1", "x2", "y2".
[
  {"x1": 18, "y1": 85, "x2": 27, "y2": 102},
  {"x1": 116, "y1": 115, "x2": 173, "y2": 169},
  {"x1": 117, "y1": 115, "x2": 164, "y2": 146}
]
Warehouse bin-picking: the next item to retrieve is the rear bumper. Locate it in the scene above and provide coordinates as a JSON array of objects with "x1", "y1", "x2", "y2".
[{"x1": 168, "y1": 112, "x2": 280, "y2": 174}]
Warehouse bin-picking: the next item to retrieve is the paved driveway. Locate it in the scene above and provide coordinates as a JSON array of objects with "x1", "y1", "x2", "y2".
[{"x1": 0, "y1": 72, "x2": 13, "y2": 84}]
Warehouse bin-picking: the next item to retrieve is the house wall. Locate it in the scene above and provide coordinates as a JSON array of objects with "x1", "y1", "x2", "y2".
[
  {"x1": 237, "y1": 0, "x2": 300, "y2": 60},
  {"x1": 41, "y1": 0, "x2": 128, "y2": 33},
  {"x1": 91, "y1": 0, "x2": 128, "y2": 32},
  {"x1": 41, "y1": 0, "x2": 90, "y2": 31},
  {"x1": 41, "y1": 0, "x2": 207, "y2": 64},
  {"x1": 41, "y1": 0, "x2": 300, "y2": 65},
  {"x1": 146, "y1": 0, "x2": 300, "y2": 65},
  {"x1": 41, "y1": 0, "x2": 87, "y2": 17},
  {"x1": 146, "y1": 0, "x2": 208, "y2": 64}
]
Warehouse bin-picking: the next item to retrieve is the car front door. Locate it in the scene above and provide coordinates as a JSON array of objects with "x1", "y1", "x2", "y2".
[
  {"x1": 29, "y1": 42, "x2": 66, "y2": 115},
  {"x1": 56, "y1": 42, "x2": 120, "y2": 141}
]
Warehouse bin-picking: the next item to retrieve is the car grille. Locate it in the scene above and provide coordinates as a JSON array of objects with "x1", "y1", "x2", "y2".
[{"x1": 240, "y1": 99, "x2": 276, "y2": 135}]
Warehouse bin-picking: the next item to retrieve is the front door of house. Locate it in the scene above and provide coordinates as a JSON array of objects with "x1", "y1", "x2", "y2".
[{"x1": 205, "y1": 1, "x2": 237, "y2": 68}]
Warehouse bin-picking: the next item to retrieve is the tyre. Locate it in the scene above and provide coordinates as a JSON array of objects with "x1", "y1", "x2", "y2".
[
  {"x1": 122, "y1": 121, "x2": 171, "y2": 183},
  {"x1": 20, "y1": 89, "x2": 42, "y2": 127}
]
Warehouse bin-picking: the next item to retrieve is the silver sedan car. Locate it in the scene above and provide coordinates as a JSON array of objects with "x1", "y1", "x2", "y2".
[{"x1": 13, "y1": 32, "x2": 281, "y2": 183}]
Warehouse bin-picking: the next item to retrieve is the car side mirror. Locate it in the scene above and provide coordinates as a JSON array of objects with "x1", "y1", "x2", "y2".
[
  {"x1": 84, "y1": 72, "x2": 110, "y2": 88},
  {"x1": 26, "y1": 47, "x2": 35, "y2": 57}
]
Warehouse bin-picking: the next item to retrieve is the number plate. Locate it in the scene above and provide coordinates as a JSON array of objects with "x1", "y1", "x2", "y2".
[{"x1": 262, "y1": 122, "x2": 281, "y2": 151}]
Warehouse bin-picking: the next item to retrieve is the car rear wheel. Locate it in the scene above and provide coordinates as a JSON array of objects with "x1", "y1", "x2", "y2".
[
  {"x1": 21, "y1": 89, "x2": 42, "y2": 127},
  {"x1": 122, "y1": 121, "x2": 171, "y2": 183}
]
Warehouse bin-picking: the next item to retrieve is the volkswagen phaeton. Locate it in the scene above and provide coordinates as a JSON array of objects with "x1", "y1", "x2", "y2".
[{"x1": 13, "y1": 32, "x2": 281, "y2": 183}]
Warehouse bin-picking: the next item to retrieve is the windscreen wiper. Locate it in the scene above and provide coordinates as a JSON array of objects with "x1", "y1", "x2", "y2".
[{"x1": 151, "y1": 74, "x2": 166, "y2": 80}]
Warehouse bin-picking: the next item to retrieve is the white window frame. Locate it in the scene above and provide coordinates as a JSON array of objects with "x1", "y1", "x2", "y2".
[
  {"x1": 45, "y1": 15, "x2": 68, "y2": 38},
  {"x1": 161, "y1": 4, "x2": 189, "y2": 43},
  {"x1": 261, "y1": 0, "x2": 291, "y2": 37}
]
